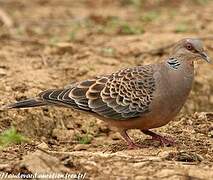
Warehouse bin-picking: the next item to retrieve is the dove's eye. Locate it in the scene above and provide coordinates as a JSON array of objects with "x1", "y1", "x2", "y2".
[{"x1": 186, "y1": 43, "x2": 193, "y2": 50}]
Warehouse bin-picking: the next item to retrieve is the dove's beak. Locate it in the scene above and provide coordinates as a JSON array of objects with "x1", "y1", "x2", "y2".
[{"x1": 200, "y1": 51, "x2": 212, "y2": 63}]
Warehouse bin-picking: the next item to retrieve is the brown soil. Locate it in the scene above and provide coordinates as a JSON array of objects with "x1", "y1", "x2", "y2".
[{"x1": 0, "y1": 0, "x2": 212, "y2": 179}]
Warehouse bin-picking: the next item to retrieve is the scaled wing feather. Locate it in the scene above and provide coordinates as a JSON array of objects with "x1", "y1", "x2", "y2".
[{"x1": 38, "y1": 65, "x2": 155, "y2": 120}]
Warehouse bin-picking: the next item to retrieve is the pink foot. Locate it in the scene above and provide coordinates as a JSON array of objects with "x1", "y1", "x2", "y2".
[
  {"x1": 127, "y1": 142, "x2": 144, "y2": 150},
  {"x1": 151, "y1": 135, "x2": 175, "y2": 146},
  {"x1": 142, "y1": 130, "x2": 175, "y2": 147},
  {"x1": 119, "y1": 130, "x2": 145, "y2": 150}
]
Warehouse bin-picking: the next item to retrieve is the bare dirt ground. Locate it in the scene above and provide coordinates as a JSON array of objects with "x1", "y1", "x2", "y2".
[{"x1": 0, "y1": 0, "x2": 212, "y2": 179}]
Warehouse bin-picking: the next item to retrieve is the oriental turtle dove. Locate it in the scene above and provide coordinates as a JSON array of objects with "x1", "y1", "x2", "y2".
[{"x1": 4, "y1": 38, "x2": 211, "y2": 149}]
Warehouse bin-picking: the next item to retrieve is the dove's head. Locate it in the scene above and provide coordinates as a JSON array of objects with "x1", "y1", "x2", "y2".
[{"x1": 172, "y1": 38, "x2": 211, "y2": 63}]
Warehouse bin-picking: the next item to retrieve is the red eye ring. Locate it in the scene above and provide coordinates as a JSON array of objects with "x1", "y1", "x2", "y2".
[{"x1": 186, "y1": 43, "x2": 192, "y2": 50}]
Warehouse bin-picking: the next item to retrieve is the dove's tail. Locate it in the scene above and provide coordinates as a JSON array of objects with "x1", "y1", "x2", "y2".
[{"x1": 3, "y1": 98, "x2": 47, "y2": 109}]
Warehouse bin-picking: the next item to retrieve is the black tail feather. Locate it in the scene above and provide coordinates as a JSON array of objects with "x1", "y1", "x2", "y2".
[{"x1": 3, "y1": 99, "x2": 46, "y2": 109}]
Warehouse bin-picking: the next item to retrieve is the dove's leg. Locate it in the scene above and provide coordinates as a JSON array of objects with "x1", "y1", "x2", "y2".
[
  {"x1": 141, "y1": 130, "x2": 175, "y2": 146},
  {"x1": 119, "y1": 129, "x2": 143, "y2": 149}
]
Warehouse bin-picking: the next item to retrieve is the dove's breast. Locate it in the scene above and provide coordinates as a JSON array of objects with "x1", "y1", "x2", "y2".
[
  {"x1": 142, "y1": 61, "x2": 194, "y2": 128},
  {"x1": 106, "y1": 61, "x2": 194, "y2": 130}
]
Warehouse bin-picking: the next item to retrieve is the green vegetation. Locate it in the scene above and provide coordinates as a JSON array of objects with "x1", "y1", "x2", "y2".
[
  {"x1": 0, "y1": 127, "x2": 27, "y2": 148},
  {"x1": 141, "y1": 11, "x2": 159, "y2": 22},
  {"x1": 68, "y1": 22, "x2": 82, "y2": 41},
  {"x1": 101, "y1": 47, "x2": 116, "y2": 57},
  {"x1": 66, "y1": 15, "x2": 145, "y2": 37},
  {"x1": 49, "y1": 36, "x2": 60, "y2": 45},
  {"x1": 175, "y1": 23, "x2": 189, "y2": 33},
  {"x1": 105, "y1": 17, "x2": 144, "y2": 35},
  {"x1": 119, "y1": 23, "x2": 144, "y2": 35},
  {"x1": 121, "y1": 0, "x2": 142, "y2": 7},
  {"x1": 75, "y1": 120, "x2": 97, "y2": 144},
  {"x1": 193, "y1": 0, "x2": 210, "y2": 5},
  {"x1": 68, "y1": 30, "x2": 77, "y2": 42},
  {"x1": 75, "y1": 134, "x2": 93, "y2": 144}
]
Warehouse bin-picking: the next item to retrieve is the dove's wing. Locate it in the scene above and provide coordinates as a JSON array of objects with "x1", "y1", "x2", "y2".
[{"x1": 38, "y1": 65, "x2": 156, "y2": 120}]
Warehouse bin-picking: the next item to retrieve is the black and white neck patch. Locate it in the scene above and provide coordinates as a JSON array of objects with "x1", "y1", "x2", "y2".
[{"x1": 167, "y1": 57, "x2": 181, "y2": 70}]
